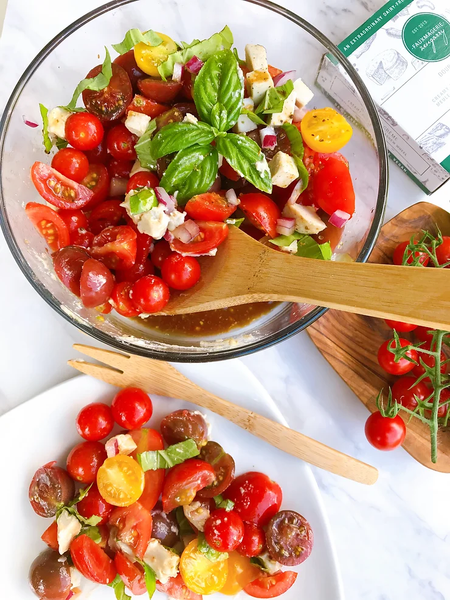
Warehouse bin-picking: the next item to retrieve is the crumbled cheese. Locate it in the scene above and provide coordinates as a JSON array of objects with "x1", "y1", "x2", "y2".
[
  {"x1": 70, "y1": 567, "x2": 81, "y2": 588},
  {"x1": 122, "y1": 192, "x2": 186, "y2": 240},
  {"x1": 233, "y1": 114, "x2": 257, "y2": 133},
  {"x1": 125, "y1": 111, "x2": 151, "y2": 137},
  {"x1": 268, "y1": 90, "x2": 297, "y2": 127},
  {"x1": 269, "y1": 151, "x2": 299, "y2": 188},
  {"x1": 183, "y1": 113, "x2": 198, "y2": 124},
  {"x1": 245, "y1": 44, "x2": 269, "y2": 72},
  {"x1": 57, "y1": 510, "x2": 82, "y2": 555},
  {"x1": 47, "y1": 107, "x2": 71, "y2": 140},
  {"x1": 280, "y1": 240, "x2": 298, "y2": 254},
  {"x1": 105, "y1": 434, "x2": 137, "y2": 458},
  {"x1": 130, "y1": 159, "x2": 150, "y2": 177},
  {"x1": 255, "y1": 157, "x2": 270, "y2": 176},
  {"x1": 293, "y1": 78, "x2": 314, "y2": 108},
  {"x1": 283, "y1": 203, "x2": 326, "y2": 235},
  {"x1": 144, "y1": 539, "x2": 180, "y2": 584},
  {"x1": 246, "y1": 70, "x2": 274, "y2": 105},
  {"x1": 257, "y1": 551, "x2": 283, "y2": 575},
  {"x1": 167, "y1": 210, "x2": 186, "y2": 232},
  {"x1": 183, "y1": 501, "x2": 210, "y2": 532}
]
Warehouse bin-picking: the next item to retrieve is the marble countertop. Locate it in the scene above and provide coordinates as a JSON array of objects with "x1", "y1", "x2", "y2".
[{"x1": 1, "y1": 1, "x2": 450, "y2": 599}]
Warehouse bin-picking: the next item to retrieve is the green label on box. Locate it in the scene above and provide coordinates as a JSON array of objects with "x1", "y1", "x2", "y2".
[{"x1": 402, "y1": 13, "x2": 450, "y2": 62}]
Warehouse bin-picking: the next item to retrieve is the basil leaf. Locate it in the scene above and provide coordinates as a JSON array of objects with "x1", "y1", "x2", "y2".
[
  {"x1": 135, "y1": 120, "x2": 158, "y2": 170},
  {"x1": 270, "y1": 232, "x2": 331, "y2": 260},
  {"x1": 151, "y1": 122, "x2": 215, "y2": 159},
  {"x1": 140, "y1": 561, "x2": 156, "y2": 599},
  {"x1": 216, "y1": 134, "x2": 272, "y2": 193},
  {"x1": 242, "y1": 109, "x2": 267, "y2": 126},
  {"x1": 82, "y1": 525, "x2": 102, "y2": 544},
  {"x1": 112, "y1": 29, "x2": 162, "y2": 54},
  {"x1": 232, "y1": 47, "x2": 247, "y2": 67},
  {"x1": 70, "y1": 483, "x2": 93, "y2": 505},
  {"x1": 129, "y1": 188, "x2": 158, "y2": 215},
  {"x1": 109, "y1": 574, "x2": 131, "y2": 600},
  {"x1": 63, "y1": 48, "x2": 112, "y2": 111},
  {"x1": 176, "y1": 506, "x2": 195, "y2": 539},
  {"x1": 197, "y1": 533, "x2": 229, "y2": 562},
  {"x1": 138, "y1": 438, "x2": 200, "y2": 471},
  {"x1": 256, "y1": 80, "x2": 294, "y2": 115},
  {"x1": 281, "y1": 123, "x2": 309, "y2": 192},
  {"x1": 55, "y1": 137, "x2": 68, "y2": 150},
  {"x1": 214, "y1": 494, "x2": 235, "y2": 511},
  {"x1": 39, "y1": 104, "x2": 53, "y2": 153},
  {"x1": 225, "y1": 217, "x2": 244, "y2": 228},
  {"x1": 160, "y1": 144, "x2": 219, "y2": 203},
  {"x1": 158, "y1": 26, "x2": 233, "y2": 79},
  {"x1": 194, "y1": 50, "x2": 244, "y2": 132}
]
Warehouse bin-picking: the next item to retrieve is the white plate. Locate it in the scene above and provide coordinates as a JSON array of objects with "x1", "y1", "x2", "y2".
[{"x1": 0, "y1": 360, "x2": 344, "y2": 599}]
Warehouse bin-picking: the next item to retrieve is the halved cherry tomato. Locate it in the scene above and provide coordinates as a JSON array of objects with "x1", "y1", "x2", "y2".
[
  {"x1": 301, "y1": 107, "x2": 352, "y2": 153},
  {"x1": 106, "y1": 124, "x2": 138, "y2": 161},
  {"x1": 130, "y1": 428, "x2": 165, "y2": 512},
  {"x1": 151, "y1": 240, "x2": 172, "y2": 269},
  {"x1": 81, "y1": 164, "x2": 110, "y2": 210},
  {"x1": 115, "y1": 552, "x2": 146, "y2": 595},
  {"x1": 96, "y1": 301, "x2": 113, "y2": 314},
  {"x1": 83, "y1": 63, "x2": 132, "y2": 122},
  {"x1": 111, "y1": 282, "x2": 142, "y2": 317},
  {"x1": 393, "y1": 240, "x2": 430, "y2": 266},
  {"x1": 220, "y1": 158, "x2": 241, "y2": 182},
  {"x1": 161, "y1": 254, "x2": 201, "y2": 291},
  {"x1": 377, "y1": 338, "x2": 418, "y2": 376},
  {"x1": 134, "y1": 33, "x2": 178, "y2": 77},
  {"x1": 173, "y1": 101, "x2": 198, "y2": 117},
  {"x1": 29, "y1": 461, "x2": 75, "y2": 517},
  {"x1": 91, "y1": 225, "x2": 137, "y2": 270},
  {"x1": 77, "y1": 483, "x2": 114, "y2": 526},
  {"x1": 224, "y1": 472, "x2": 282, "y2": 527},
  {"x1": 70, "y1": 534, "x2": 116, "y2": 584},
  {"x1": 59, "y1": 209, "x2": 91, "y2": 248},
  {"x1": 89, "y1": 198, "x2": 127, "y2": 235},
  {"x1": 114, "y1": 50, "x2": 146, "y2": 90},
  {"x1": 220, "y1": 552, "x2": 261, "y2": 596},
  {"x1": 128, "y1": 93, "x2": 169, "y2": 118},
  {"x1": 25, "y1": 202, "x2": 70, "y2": 251},
  {"x1": 312, "y1": 156, "x2": 355, "y2": 216},
  {"x1": 127, "y1": 171, "x2": 160, "y2": 193},
  {"x1": 266, "y1": 510, "x2": 313, "y2": 566},
  {"x1": 76, "y1": 402, "x2": 114, "y2": 441},
  {"x1": 65, "y1": 113, "x2": 104, "y2": 152},
  {"x1": 196, "y1": 441, "x2": 235, "y2": 499},
  {"x1": 98, "y1": 456, "x2": 145, "y2": 508},
  {"x1": 162, "y1": 458, "x2": 215, "y2": 513},
  {"x1": 181, "y1": 69, "x2": 194, "y2": 100},
  {"x1": 41, "y1": 521, "x2": 59, "y2": 552},
  {"x1": 170, "y1": 220, "x2": 229, "y2": 256},
  {"x1": 239, "y1": 193, "x2": 281, "y2": 238},
  {"x1": 85, "y1": 139, "x2": 108, "y2": 165},
  {"x1": 80, "y1": 258, "x2": 115, "y2": 308},
  {"x1": 111, "y1": 387, "x2": 153, "y2": 429},
  {"x1": 244, "y1": 571, "x2": 298, "y2": 598},
  {"x1": 205, "y1": 509, "x2": 244, "y2": 552},
  {"x1": 131, "y1": 274, "x2": 170, "y2": 313},
  {"x1": 137, "y1": 78, "x2": 182, "y2": 103},
  {"x1": 67, "y1": 441, "x2": 107, "y2": 484},
  {"x1": 268, "y1": 65, "x2": 283, "y2": 78},
  {"x1": 185, "y1": 192, "x2": 237, "y2": 221},
  {"x1": 436, "y1": 235, "x2": 450, "y2": 267},
  {"x1": 116, "y1": 229, "x2": 154, "y2": 283},
  {"x1": 237, "y1": 523, "x2": 265, "y2": 558},
  {"x1": 108, "y1": 502, "x2": 152, "y2": 558},
  {"x1": 53, "y1": 245, "x2": 91, "y2": 295},
  {"x1": 385, "y1": 319, "x2": 417, "y2": 332},
  {"x1": 107, "y1": 157, "x2": 134, "y2": 179},
  {"x1": 51, "y1": 148, "x2": 90, "y2": 182},
  {"x1": 180, "y1": 538, "x2": 228, "y2": 595},
  {"x1": 156, "y1": 573, "x2": 203, "y2": 600},
  {"x1": 31, "y1": 162, "x2": 94, "y2": 210}
]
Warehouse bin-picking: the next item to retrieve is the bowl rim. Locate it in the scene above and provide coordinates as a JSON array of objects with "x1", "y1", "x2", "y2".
[{"x1": 0, "y1": 0, "x2": 388, "y2": 363}]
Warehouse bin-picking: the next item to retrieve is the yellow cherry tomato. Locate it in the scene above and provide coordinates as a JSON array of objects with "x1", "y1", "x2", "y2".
[
  {"x1": 300, "y1": 107, "x2": 353, "y2": 153},
  {"x1": 220, "y1": 551, "x2": 261, "y2": 596},
  {"x1": 180, "y1": 539, "x2": 228, "y2": 595},
  {"x1": 97, "y1": 455, "x2": 144, "y2": 507},
  {"x1": 134, "y1": 33, "x2": 178, "y2": 77}
]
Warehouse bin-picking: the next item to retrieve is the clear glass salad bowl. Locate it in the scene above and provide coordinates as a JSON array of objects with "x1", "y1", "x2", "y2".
[{"x1": 0, "y1": 0, "x2": 388, "y2": 362}]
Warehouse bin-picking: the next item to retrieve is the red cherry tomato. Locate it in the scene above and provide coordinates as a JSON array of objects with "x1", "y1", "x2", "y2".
[
  {"x1": 169, "y1": 221, "x2": 228, "y2": 256},
  {"x1": 312, "y1": 156, "x2": 355, "y2": 216},
  {"x1": 161, "y1": 253, "x2": 201, "y2": 291},
  {"x1": 59, "y1": 209, "x2": 92, "y2": 248},
  {"x1": 126, "y1": 171, "x2": 160, "y2": 193},
  {"x1": 415, "y1": 326, "x2": 436, "y2": 344},
  {"x1": 181, "y1": 69, "x2": 194, "y2": 100},
  {"x1": 131, "y1": 274, "x2": 170, "y2": 313},
  {"x1": 77, "y1": 483, "x2": 113, "y2": 525},
  {"x1": 51, "y1": 148, "x2": 90, "y2": 182},
  {"x1": 204, "y1": 509, "x2": 245, "y2": 552},
  {"x1": 91, "y1": 225, "x2": 137, "y2": 270},
  {"x1": 237, "y1": 523, "x2": 265, "y2": 557},
  {"x1": 239, "y1": 193, "x2": 281, "y2": 238},
  {"x1": 114, "y1": 552, "x2": 147, "y2": 595},
  {"x1": 70, "y1": 534, "x2": 116, "y2": 584},
  {"x1": 116, "y1": 230, "x2": 154, "y2": 283},
  {"x1": 65, "y1": 112, "x2": 104, "y2": 151},
  {"x1": 425, "y1": 388, "x2": 450, "y2": 418},
  {"x1": 377, "y1": 338, "x2": 418, "y2": 376},
  {"x1": 412, "y1": 340, "x2": 447, "y2": 384},
  {"x1": 151, "y1": 240, "x2": 172, "y2": 269},
  {"x1": 220, "y1": 158, "x2": 240, "y2": 181},
  {"x1": 436, "y1": 235, "x2": 450, "y2": 267},
  {"x1": 385, "y1": 319, "x2": 417, "y2": 332},
  {"x1": 89, "y1": 198, "x2": 127, "y2": 235},
  {"x1": 83, "y1": 63, "x2": 132, "y2": 122},
  {"x1": 53, "y1": 245, "x2": 91, "y2": 295},
  {"x1": 393, "y1": 240, "x2": 430, "y2": 266},
  {"x1": 66, "y1": 441, "x2": 107, "y2": 484},
  {"x1": 76, "y1": 402, "x2": 114, "y2": 441},
  {"x1": 25, "y1": 202, "x2": 70, "y2": 252},
  {"x1": 156, "y1": 573, "x2": 202, "y2": 600},
  {"x1": 114, "y1": 50, "x2": 145, "y2": 89},
  {"x1": 129, "y1": 428, "x2": 165, "y2": 511},
  {"x1": 109, "y1": 503, "x2": 153, "y2": 559},
  {"x1": 31, "y1": 162, "x2": 94, "y2": 210},
  {"x1": 85, "y1": 139, "x2": 108, "y2": 164},
  {"x1": 137, "y1": 78, "x2": 183, "y2": 103},
  {"x1": 392, "y1": 376, "x2": 431, "y2": 411},
  {"x1": 111, "y1": 387, "x2": 153, "y2": 429},
  {"x1": 127, "y1": 93, "x2": 169, "y2": 118},
  {"x1": 81, "y1": 164, "x2": 111, "y2": 210},
  {"x1": 185, "y1": 192, "x2": 237, "y2": 222},
  {"x1": 79, "y1": 258, "x2": 114, "y2": 308},
  {"x1": 106, "y1": 124, "x2": 138, "y2": 161},
  {"x1": 224, "y1": 472, "x2": 282, "y2": 527},
  {"x1": 162, "y1": 458, "x2": 215, "y2": 513},
  {"x1": 365, "y1": 412, "x2": 406, "y2": 450},
  {"x1": 41, "y1": 521, "x2": 59, "y2": 551},
  {"x1": 244, "y1": 571, "x2": 298, "y2": 598},
  {"x1": 111, "y1": 282, "x2": 142, "y2": 317},
  {"x1": 107, "y1": 157, "x2": 134, "y2": 179}
]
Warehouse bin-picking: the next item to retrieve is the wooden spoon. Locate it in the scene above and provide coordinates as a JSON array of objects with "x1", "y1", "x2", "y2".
[{"x1": 158, "y1": 226, "x2": 450, "y2": 329}]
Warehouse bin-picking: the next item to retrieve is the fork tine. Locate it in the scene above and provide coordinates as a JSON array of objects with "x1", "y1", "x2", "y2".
[
  {"x1": 73, "y1": 344, "x2": 130, "y2": 371},
  {"x1": 68, "y1": 359, "x2": 129, "y2": 388}
]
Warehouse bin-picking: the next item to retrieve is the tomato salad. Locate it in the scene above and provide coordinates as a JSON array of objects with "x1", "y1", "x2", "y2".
[
  {"x1": 28, "y1": 388, "x2": 313, "y2": 599},
  {"x1": 27, "y1": 26, "x2": 355, "y2": 318}
]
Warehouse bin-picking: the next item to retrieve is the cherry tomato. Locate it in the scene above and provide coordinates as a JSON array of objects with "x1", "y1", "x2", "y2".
[
  {"x1": 29, "y1": 461, "x2": 75, "y2": 517},
  {"x1": 114, "y1": 50, "x2": 145, "y2": 89},
  {"x1": 385, "y1": 319, "x2": 417, "y2": 332},
  {"x1": 91, "y1": 225, "x2": 137, "y2": 270},
  {"x1": 239, "y1": 193, "x2": 281, "y2": 238},
  {"x1": 126, "y1": 171, "x2": 160, "y2": 193},
  {"x1": 85, "y1": 138, "x2": 108, "y2": 164},
  {"x1": 151, "y1": 240, "x2": 172, "y2": 269},
  {"x1": 377, "y1": 338, "x2": 418, "y2": 376},
  {"x1": 205, "y1": 509, "x2": 244, "y2": 552},
  {"x1": 157, "y1": 573, "x2": 203, "y2": 600},
  {"x1": 162, "y1": 458, "x2": 215, "y2": 512},
  {"x1": 115, "y1": 234, "x2": 154, "y2": 284},
  {"x1": 161, "y1": 253, "x2": 201, "y2": 291},
  {"x1": 313, "y1": 156, "x2": 355, "y2": 216},
  {"x1": 89, "y1": 198, "x2": 126, "y2": 235},
  {"x1": 196, "y1": 441, "x2": 235, "y2": 499},
  {"x1": 41, "y1": 521, "x2": 58, "y2": 552},
  {"x1": 114, "y1": 552, "x2": 146, "y2": 595},
  {"x1": 220, "y1": 158, "x2": 241, "y2": 181},
  {"x1": 173, "y1": 101, "x2": 198, "y2": 117},
  {"x1": 219, "y1": 551, "x2": 260, "y2": 595},
  {"x1": 31, "y1": 161, "x2": 94, "y2": 210},
  {"x1": 67, "y1": 441, "x2": 106, "y2": 484},
  {"x1": 110, "y1": 282, "x2": 141, "y2": 317},
  {"x1": 170, "y1": 220, "x2": 228, "y2": 256},
  {"x1": 130, "y1": 428, "x2": 165, "y2": 512},
  {"x1": 365, "y1": 412, "x2": 406, "y2": 450},
  {"x1": 65, "y1": 112, "x2": 104, "y2": 151},
  {"x1": 137, "y1": 77, "x2": 183, "y2": 103},
  {"x1": 53, "y1": 245, "x2": 91, "y2": 295},
  {"x1": 83, "y1": 63, "x2": 132, "y2": 122},
  {"x1": 412, "y1": 340, "x2": 447, "y2": 384},
  {"x1": 268, "y1": 64, "x2": 283, "y2": 78},
  {"x1": 131, "y1": 274, "x2": 170, "y2": 313},
  {"x1": 244, "y1": 571, "x2": 298, "y2": 598},
  {"x1": 134, "y1": 33, "x2": 178, "y2": 77},
  {"x1": 79, "y1": 258, "x2": 114, "y2": 308},
  {"x1": 185, "y1": 192, "x2": 237, "y2": 222},
  {"x1": 392, "y1": 376, "x2": 431, "y2": 411},
  {"x1": 81, "y1": 164, "x2": 110, "y2": 210},
  {"x1": 151, "y1": 502, "x2": 180, "y2": 546},
  {"x1": 111, "y1": 387, "x2": 153, "y2": 429},
  {"x1": 436, "y1": 235, "x2": 450, "y2": 267},
  {"x1": 77, "y1": 483, "x2": 113, "y2": 525},
  {"x1": 180, "y1": 538, "x2": 228, "y2": 595},
  {"x1": 415, "y1": 326, "x2": 436, "y2": 344},
  {"x1": 181, "y1": 69, "x2": 194, "y2": 100},
  {"x1": 301, "y1": 107, "x2": 352, "y2": 153},
  {"x1": 224, "y1": 472, "x2": 282, "y2": 527},
  {"x1": 393, "y1": 240, "x2": 430, "y2": 266},
  {"x1": 108, "y1": 502, "x2": 152, "y2": 558},
  {"x1": 107, "y1": 157, "x2": 134, "y2": 179},
  {"x1": 25, "y1": 202, "x2": 70, "y2": 252},
  {"x1": 70, "y1": 534, "x2": 116, "y2": 584},
  {"x1": 160, "y1": 410, "x2": 209, "y2": 448},
  {"x1": 266, "y1": 510, "x2": 313, "y2": 566},
  {"x1": 127, "y1": 93, "x2": 169, "y2": 118},
  {"x1": 59, "y1": 209, "x2": 89, "y2": 242},
  {"x1": 97, "y1": 455, "x2": 145, "y2": 507},
  {"x1": 237, "y1": 523, "x2": 265, "y2": 558},
  {"x1": 425, "y1": 388, "x2": 450, "y2": 419},
  {"x1": 29, "y1": 550, "x2": 72, "y2": 600},
  {"x1": 106, "y1": 124, "x2": 138, "y2": 161},
  {"x1": 51, "y1": 148, "x2": 89, "y2": 182},
  {"x1": 76, "y1": 402, "x2": 114, "y2": 441}
]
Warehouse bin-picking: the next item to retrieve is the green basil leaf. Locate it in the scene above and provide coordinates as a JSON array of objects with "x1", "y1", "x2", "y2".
[
  {"x1": 135, "y1": 120, "x2": 158, "y2": 170},
  {"x1": 129, "y1": 188, "x2": 158, "y2": 215},
  {"x1": 176, "y1": 506, "x2": 195, "y2": 538},
  {"x1": 194, "y1": 49, "x2": 244, "y2": 132},
  {"x1": 197, "y1": 533, "x2": 229, "y2": 562},
  {"x1": 160, "y1": 144, "x2": 219, "y2": 203},
  {"x1": 140, "y1": 561, "x2": 156, "y2": 599},
  {"x1": 216, "y1": 134, "x2": 272, "y2": 193},
  {"x1": 82, "y1": 525, "x2": 102, "y2": 544},
  {"x1": 225, "y1": 217, "x2": 245, "y2": 228},
  {"x1": 270, "y1": 232, "x2": 331, "y2": 260},
  {"x1": 112, "y1": 29, "x2": 162, "y2": 55},
  {"x1": 269, "y1": 232, "x2": 304, "y2": 247},
  {"x1": 63, "y1": 48, "x2": 112, "y2": 111},
  {"x1": 255, "y1": 80, "x2": 294, "y2": 115},
  {"x1": 70, "y1": 483, "x2": 93, "y2": 505},
  {"x1": 108, "y1": 574, "x2": 131, "y2": 600},
  {"x1": 241, "y1": 109, "x2": 267, "y2": 126},
  {"x1": 39, "y1": 104, "x2": 53, "y2": 153},
  {"x1": 55, "y1": 137, "x2": 68, "y2": 150},
  {"x1": 151, "y1": 122, "x2": 215, "y2": 158},
  {"x1": 232, "y1": 47, "x2": 247, "y2": 67},
  {"x1": 281, "y1": 123, "x2": 309, "y2": 192},
  {"x1": 138, "y1": 438, "x2": 200, "y2": 471},
  {"x1": 158, "y1": 26, "x2": 233, "y2": 79},
  {"x1": 214, "y1": 494, "x2": 235, "y2": 511}
]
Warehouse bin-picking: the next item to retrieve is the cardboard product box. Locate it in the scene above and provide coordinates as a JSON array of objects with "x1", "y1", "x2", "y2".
[{"x1": 316, "y1": 0, "x2": 450, "y2": 194}]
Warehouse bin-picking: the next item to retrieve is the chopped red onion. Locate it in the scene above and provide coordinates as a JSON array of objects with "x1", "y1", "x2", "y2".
[
  {"x1": 155, "y1": 187, "x2": 176, "y2": 213},
  {"x1": 260, "y1": 126, "x2": 277, "y2": 150},
  {"x1": 273, "y1": 70, "x2": 296, "y2": 87},
  {"x1": 173, "y1": 220, "x2": 200, "y2": 243},
  {"x1": 105, "y1": 438, "x2": 120, "y2": 458},
  {"x1": 329, "y1": 210, "x2": 351, "y2": 228},
  {"x1": 23, "y1": 117, "x2": 39, "y2": 128},
  {"x1": 276, "y1": 217, "x2": 295, "y2": 236},
  {"x1": 287, "y1": 180, "x2": 303, "y2": 205},
  {"x1": 164, "y1": 230, "x2": 174, "y2": 243},
  {"x1": 225, "y1": 188, "x2": 239, "y2": 206},
  {"x1": 172, "y1": 62, "x2": 184, "y2": 83},
  {"x1": 66, "y1": 592, "x2": 74, "y2": 600},
  {"x1": 109, "y1": 177, "x2": 128, "y2": 197},
  {"x1": 185, "y1": 55, "x2": 204, "y2": 74}
]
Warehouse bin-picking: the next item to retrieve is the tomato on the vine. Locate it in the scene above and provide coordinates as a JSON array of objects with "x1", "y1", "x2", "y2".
[
  {"x1": 436, "y1": 236, "x2": 450, "y2": 267},
  {"x1": 412, "y1": 340, "x2": 447, "y2": 384},
  {"x1": 365, "y1": 412, "x2": 406, "y2": 450},
  {"x1": 384, "y1": 319, "x2": 417, "y2": 333},
  {"x1": 391, "y1": 376, "x2": 431, "y2": 411},
  {"x1": 377, "y1": 338, "x2": 418, "y2": 376},
  {"x1": 393, "y1": 241, "x2": 430, "y2": 266}
]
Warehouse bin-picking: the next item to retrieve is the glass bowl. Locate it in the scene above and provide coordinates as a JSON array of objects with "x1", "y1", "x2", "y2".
[{"x1": 0, "y1": 0, "x2": 388, "y2": 362}]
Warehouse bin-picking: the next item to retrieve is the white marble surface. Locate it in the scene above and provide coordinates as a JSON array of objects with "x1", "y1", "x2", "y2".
[{"x1": 1, "y1": 1, "x2": 450, "y2": 599}]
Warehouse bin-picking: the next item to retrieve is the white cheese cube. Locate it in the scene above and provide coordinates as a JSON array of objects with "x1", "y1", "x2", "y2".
[
  {"x1": 130, "y1": 159, "x2": 150, "y2": 177},
  {"x1": 57, "y1": 510, "x2": 81, "y2": 555},
  {"x1": 280, "y1": 240, "x2": 299, "y2": 254},
  {"x1": 283, "y1": 203, "x2": 326, "y2": 235},
  {"x1": 47, "y1": 107, "x2": 71, "y2": 140},
  {"x1": 243, "y1": 98, "x2": 255, "y2": 111},
  {"x1": 246, "y1": 70, "x2": 274, "y2": 105},
  {"x1": 144, "y1": 539, "x2": 180, "y2": 584},
  {"x1": 269, "y1": 151, "x2": 299, "y2": 188},
  {"x1": 233, "y1": 114, "x2": 258, "y2": 133},
  {"x1": 125, "y1": 111, "x2": 151, "y2": 137},
  {"x1": 183, "y1": 501, "x2": 210, "y2": 532},
  {"x1": 268, "y1": 91, "x2": 297, "y2": 126},
  {"x1": 183, "y1": 113, "x2": 199, "y2": 124},
  {"x1": 245, "y1": 44, "x2": 269, "y2": 72},
  {"x1": 137, "y1": 205, "x2": 170, "y2": 239},
  {"x1": 167, "y1": 209, "x2": 186, "y2": 232},
  {"x1": 105, "y1": 434, "x2": 137, "y2": 458},
  {"x1": 293, "y1": 78, "x2": 314, "y2": 108}
]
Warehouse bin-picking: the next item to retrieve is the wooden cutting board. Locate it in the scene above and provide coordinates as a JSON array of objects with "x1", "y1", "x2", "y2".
[{"x1": 308, "y1": 202, "x2": 450, "y2": 472}]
